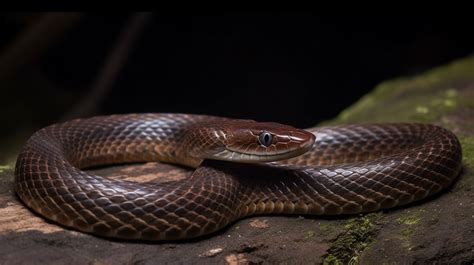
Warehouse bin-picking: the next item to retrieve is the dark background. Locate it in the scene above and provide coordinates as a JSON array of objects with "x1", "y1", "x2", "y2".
[{"x1": 1, "y1": 13, "x2": 474, "y2": 133}]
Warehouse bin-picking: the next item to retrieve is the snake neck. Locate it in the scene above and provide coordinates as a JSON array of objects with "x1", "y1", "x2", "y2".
[{"x1": 40, "y1": 113, "x2": 233, "y2": 170}]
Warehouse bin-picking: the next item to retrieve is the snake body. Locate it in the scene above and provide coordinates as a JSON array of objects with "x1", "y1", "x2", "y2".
[{"x1": 14, "y1": 113, "x2": 463, "y2": 241}]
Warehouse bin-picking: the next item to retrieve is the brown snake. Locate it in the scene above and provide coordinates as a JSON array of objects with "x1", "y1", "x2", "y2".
[{"x1": 14, "y1": 113, "x2": 463, "y2": 241}]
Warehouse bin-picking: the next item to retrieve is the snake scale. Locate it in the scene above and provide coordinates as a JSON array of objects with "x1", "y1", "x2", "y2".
[{"x1": 14, "y1": 113, "x2": 463, "y2": 241}]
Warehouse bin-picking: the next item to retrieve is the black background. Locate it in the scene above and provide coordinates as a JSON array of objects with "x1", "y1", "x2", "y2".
[{"x1": 4, "y1": 13, "x2": 474, "y2": 128}]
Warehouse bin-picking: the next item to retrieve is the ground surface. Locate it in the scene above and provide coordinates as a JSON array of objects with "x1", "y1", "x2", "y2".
[{"x1": 1, "y1": 55, "x2": 474, "y2": 264}]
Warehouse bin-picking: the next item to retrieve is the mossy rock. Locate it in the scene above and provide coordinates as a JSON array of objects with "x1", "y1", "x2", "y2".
[
  {"x1": 1, "y1": 54, "x2": 474, "y2": 264},
  {"x1": 322, "y1": 54, "x2": 474, "y2": 264}
]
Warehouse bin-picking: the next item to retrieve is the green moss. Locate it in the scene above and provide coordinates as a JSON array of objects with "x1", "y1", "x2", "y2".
[
  {"x1": 325, "y1": 85, "x2": 462, "y2": 125},
  {"x1": 324, "y1": 254, "x2": 359, "y2": 265},
  {"x1": 394, "y1": 209, "x2": 427, "y2": 240},
  {"x1": 454, "y1": 136, "x2": 474, "y2": 191},
  {"x1": 400, "y1": 228, "x2": 415, "y2": 237},
  {"x1": 304, "y1": 230, "x2": 316, "y2": 239},
  {"x1": 0, "y1": 164, "x2": 13, "y2": 174},
  {"x1": 459, "y1": 136, "x2": 474, "y2": 167},
  {"x1": 322, "y1": 213, "x2": 382, "y2": 265},
  {"x1": 320, "y1": 54, "x2": 474, "y2": 126},
  {"x1": 395, "y1": 215, "x2": 421, "y2": 226}
]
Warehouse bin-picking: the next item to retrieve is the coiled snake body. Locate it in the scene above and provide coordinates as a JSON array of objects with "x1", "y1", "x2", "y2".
[{"x1": 14, "y1": 113, "x2": 463, "y2": 241}]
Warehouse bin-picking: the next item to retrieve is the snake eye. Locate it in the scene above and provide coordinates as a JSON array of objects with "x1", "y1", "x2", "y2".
[{"x1": 258, "y1": 131, "x2": 273, "y2": 147}]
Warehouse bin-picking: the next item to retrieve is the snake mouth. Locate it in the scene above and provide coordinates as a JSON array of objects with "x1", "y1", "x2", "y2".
[
  {"x1": 216, "y1": 134, "x2": 315, "y2": 163},
  {"x1": 212, "y1": 148, "x2": 309, "y2": 163}
]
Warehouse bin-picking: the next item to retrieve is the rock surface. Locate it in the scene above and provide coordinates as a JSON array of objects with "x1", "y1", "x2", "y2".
[{"x1": 1, "y1": 54, "x2": 474, "y2": 264}]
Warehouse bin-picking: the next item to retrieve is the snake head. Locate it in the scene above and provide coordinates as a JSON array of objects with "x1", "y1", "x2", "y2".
[{"x1": 195, "y1": 120, "x2": 316, "y2": 163}]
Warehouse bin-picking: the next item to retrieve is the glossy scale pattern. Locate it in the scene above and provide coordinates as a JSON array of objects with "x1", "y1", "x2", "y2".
[{"x1": 14, "y1": 113, "x2": 463, "y2": 240}]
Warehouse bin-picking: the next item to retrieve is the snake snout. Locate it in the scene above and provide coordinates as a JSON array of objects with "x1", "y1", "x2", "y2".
[
  {"x1": 289, "y1": 130, "x2": 316, "y2": 150},
  {"x1": 219, "y1": 122, "x2": 316, "y2": 163}
]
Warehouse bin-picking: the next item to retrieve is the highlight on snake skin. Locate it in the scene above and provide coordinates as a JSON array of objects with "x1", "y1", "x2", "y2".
[{"x1": 13, "y1": 113, "x2": 463, "y2": 241}]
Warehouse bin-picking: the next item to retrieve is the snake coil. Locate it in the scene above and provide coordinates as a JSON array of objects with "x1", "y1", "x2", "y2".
[{"x1": 14, "y1": 113, "x2": 463, "y2": 241}]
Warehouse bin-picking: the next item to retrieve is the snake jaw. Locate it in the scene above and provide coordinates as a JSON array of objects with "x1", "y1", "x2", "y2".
[
  {"x1": 210, "y1": 146, "x2": 312, "y2": 163},
  {"x1": 216, "y1": 126, "x2": 316, "y2": 163}
]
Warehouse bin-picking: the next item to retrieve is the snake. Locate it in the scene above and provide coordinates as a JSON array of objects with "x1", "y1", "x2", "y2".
[{"x1": 14, "y1": 113, "x2": 463, "y2": 241}]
